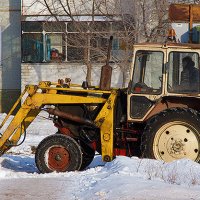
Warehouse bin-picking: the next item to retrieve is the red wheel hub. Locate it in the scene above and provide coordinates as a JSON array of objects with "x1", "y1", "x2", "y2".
[{"x1": 48, "y1": 146, "x2": 70, "y2": 172}]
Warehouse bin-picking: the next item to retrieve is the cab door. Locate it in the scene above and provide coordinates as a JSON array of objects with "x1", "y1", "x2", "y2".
[
  {"x1": 166, "y1": 50, "x2": 200, "y2": 94},
  {"x1": 127, "y1": 49, "x2": 165, "y2": 122}
]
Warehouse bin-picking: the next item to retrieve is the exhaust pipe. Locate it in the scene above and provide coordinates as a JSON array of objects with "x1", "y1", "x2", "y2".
[
  {"x1": 99, "y1": 36, "x2": 113, "y2": 91},
  {"x1": 45, "y1": 108, "x2": 97, "y2": 128}
]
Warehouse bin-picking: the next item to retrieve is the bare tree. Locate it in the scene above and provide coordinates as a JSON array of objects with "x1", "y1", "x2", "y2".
[
  {"x1": 134, "y1": 0, "x2": 169, "y2": 42},
  {"x1": 22, "y1": 0, "x2": 173, "y2": 87}
]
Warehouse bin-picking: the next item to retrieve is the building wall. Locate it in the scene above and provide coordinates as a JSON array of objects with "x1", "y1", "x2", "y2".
[
  {"x1": 0, "y1": 0, "x2": 21, "y2": 113},
  {"x1": 21, "y1": 63, "x2": 125, "y2": 90}
]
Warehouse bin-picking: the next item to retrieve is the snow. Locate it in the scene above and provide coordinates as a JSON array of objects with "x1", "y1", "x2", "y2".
[{"x1": 0, "y1": 113, "x2": 200, "y2": 199}]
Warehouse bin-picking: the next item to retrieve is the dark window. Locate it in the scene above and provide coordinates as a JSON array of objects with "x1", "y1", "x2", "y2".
[
  {"x1": 67, "y1": 22, "x2": 89, "y2": 32},
  {"x1": 131, "y1": 50, "x2": 163, "y2": 94},
  {"x1": 90, "y1": 35, "x2": 108, "y2": 62},
  {"x1": 22, "y1": 33, "x2": 43, "y2": 62},
  {"x1": 89, "y1": 21, "x2": 111, "y2": 32},
  {"x1": 168, "y1": 52, "x2": 199, "y2": 93},
  {"x1": 22, "y1": 22, "x2": 66, "y2": 63},
  {"x1": 111, "y1": 21, "x2": 124, "y2": 32},
  {"x1": 46, "y1": 34, "x2": 66, "y2": 62},
  {"x1": 22, "y1": 22, "x2": 43, "y2": 32},
  {"x1": 67, "y1": 33, "x2": 85, "y2": 62},
  {"x1": 44, "y1": 22, "x2": 66, "y2": 32},
  {"x1": 21, "y1": 20, "x2": 130, "y2": 63}
]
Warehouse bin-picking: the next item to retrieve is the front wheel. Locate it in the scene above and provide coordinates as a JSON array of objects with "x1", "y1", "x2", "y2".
[
  {"x1": 35, "y1": 134, "x2": 82, "y2": 173},
  {"x1": 141, "y1": 108, "x2": 200, "y2": 162}
]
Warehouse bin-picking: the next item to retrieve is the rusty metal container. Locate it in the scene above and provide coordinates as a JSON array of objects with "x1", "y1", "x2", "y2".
[
  {"x1": 99, "y1": 64, "x2": 112, "y2": 90},
  {"x1": 99, "y1": 36, "x2": 113, "y2": 91}
]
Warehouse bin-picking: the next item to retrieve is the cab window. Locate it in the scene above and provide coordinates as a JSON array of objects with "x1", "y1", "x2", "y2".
[
  {"x1": 131, "y1": 50, "x2": 163, "y2": 94},
  {"x1": 168, "y1": 52, "x2": 199, "y2": 93}
]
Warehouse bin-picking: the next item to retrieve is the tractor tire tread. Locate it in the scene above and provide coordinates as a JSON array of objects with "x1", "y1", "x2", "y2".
[
  {"x1": 140, "y1": 107, "x2": 200, "y2": 161},
  {"x1": 35, "y1": 134, "x2": 82, "y2": 173}
]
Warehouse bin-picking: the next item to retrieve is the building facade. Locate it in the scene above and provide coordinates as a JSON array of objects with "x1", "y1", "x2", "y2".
[
  {"x1": 0, "y1": 0, "x2": 21, "y2": 113},
  {"x1": 21, "y1": 0, "x2": 133, "y2": 93}
]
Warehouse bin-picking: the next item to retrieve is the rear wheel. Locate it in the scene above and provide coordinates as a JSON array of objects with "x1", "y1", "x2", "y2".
[
  {"x1": 35, "y1": 134, "x2": 82, "y2": 173},
  {"x1": 141, "y1": 108, "x2": 200, "y2": 162}
]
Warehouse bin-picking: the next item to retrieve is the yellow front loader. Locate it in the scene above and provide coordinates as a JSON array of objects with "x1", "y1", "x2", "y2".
[{"x1": 0, "y1": 80, "x2": 120, "y2": 172}]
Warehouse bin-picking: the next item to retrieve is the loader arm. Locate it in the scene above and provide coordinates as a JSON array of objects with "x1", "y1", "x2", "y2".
[{"x1": 0, "y1": 81, "x2": 117, "y2": 161}]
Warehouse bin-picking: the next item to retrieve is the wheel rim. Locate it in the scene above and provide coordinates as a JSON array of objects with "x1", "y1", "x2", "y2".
[
  {"x1": 153, "y1": 121, "x2": 200, "y2": 162},
  {"x1": 45, "y1": 146, "x2": 70, "y2": 172}
]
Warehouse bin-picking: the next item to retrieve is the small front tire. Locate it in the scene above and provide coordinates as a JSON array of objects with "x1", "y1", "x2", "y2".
[{"x1": 35, "y1": 134, "x2": 82, "y2": 173}]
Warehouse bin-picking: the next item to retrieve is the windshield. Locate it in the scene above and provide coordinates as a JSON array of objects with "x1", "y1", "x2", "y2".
[
  {"x1": 168, "y1": 52, "x2": 199, "y2": 93},
  {"x1": 131, "y1": 50, "x2": 163, "y2": 94}
]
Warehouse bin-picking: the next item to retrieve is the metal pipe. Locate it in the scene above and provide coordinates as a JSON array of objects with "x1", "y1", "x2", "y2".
[{"x1": 45, "y1": 108, "x2": 97, "y2": 128}]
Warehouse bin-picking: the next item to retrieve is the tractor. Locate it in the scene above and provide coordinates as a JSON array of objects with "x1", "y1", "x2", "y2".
[
  {"x1": 0, "y1": 4, "x2": 200, "y2": 173},
  {"x1": 0, "y1": 42, "x2": 200, "y2": 173}
]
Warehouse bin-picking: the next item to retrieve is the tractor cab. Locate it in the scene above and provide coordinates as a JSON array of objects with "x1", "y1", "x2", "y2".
[
  {"x1": 125, "y1": 42, "x2": 200, "y2": 163},
  {"x1": 128, "y1": 43, "x2": 200, "y2": 122}
]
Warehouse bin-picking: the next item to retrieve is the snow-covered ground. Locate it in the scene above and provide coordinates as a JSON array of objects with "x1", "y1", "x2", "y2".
[{"x1": 0, "y1": 113, "x2": 200, "y2": 200}]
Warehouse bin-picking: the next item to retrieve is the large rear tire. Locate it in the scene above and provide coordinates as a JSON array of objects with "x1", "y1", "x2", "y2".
[
  {"x1": 141, "y1": 108, "x2": 200, "y2": 162},
  {"x1": 35, "y1": 134, "x2": 82, "y2": 173}
]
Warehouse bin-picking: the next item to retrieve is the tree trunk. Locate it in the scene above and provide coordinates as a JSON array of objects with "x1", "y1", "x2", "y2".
[
  {"x1": 122, "y1": 70, "x2": 126, "y2": 88},
  {"x1": 84, "y1": 44, "x2": 92, "y2": 86},
  {"x1": 86, "y1": 61, "x2": 92, "y2": 86}
]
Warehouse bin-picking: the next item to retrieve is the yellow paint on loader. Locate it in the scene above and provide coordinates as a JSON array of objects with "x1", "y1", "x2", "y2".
[
  {"x1": 94, "y1": 90, "x2": 117, "y2": 162},
  {"x1": 0, "y1": 82, "x2": 118, "y2": 162}
]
